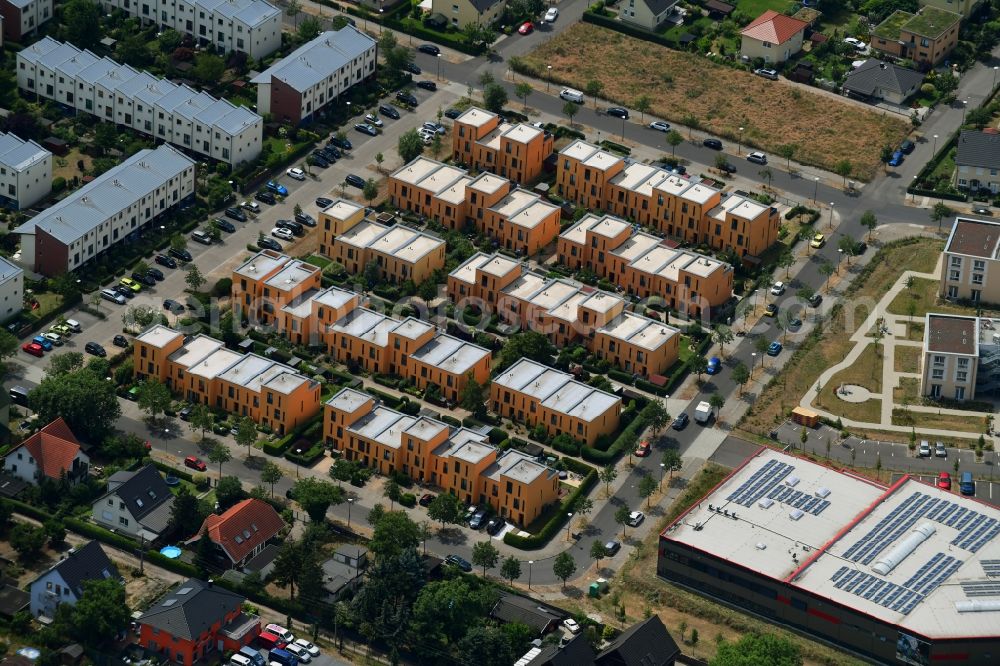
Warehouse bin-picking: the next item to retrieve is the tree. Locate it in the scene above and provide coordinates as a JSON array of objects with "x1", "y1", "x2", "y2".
[
  {"x1": 759, "y1": 167, "x2": 774, "y2": 189},
  {"x1": 472, "y1": 540, "x2": 500, "y2": 576},
  {"x1": 375, "y1": 152, "x2": 384, "y2": 173},
  {"x1": 777, "y1": 143, "x2": 797, "y2": 170},
  {"x1": 590, "y1": 540, "x2": 606, "y2": 569},
  {"x1": 261, "y1": 460, "x2": 283, "y2": 498},
  {"x1": 754, "y1": 335, "x2": 769, "y2": 367},
  {"x1": 648, "y1": 399, "x2": 670, "y2": 437},
  {"x1": 733, "y1": 362, "x2": 750, "y2": 394},
  {"x1": 500, "y1": 555, "x2": 521, "y2": 584},
  {"x1": 820, "y1": 261, "x2": 835, "y2": 292},
  {"x1": 431, "y1": 133, "x2": 443, "y2": 159},
  {"x1": 383, "y1": 478, "x2": 402, "y2": 510},
  {"x1": 638, "y1": 475, "x2": 658, "y2": 509},
  {"x1": 653, "y1": 129, "x2": 682, "y2": 160},
  {"x1": 370, "y1": 511, "x2": 421, "y2": 561},
  {"x1": 362, "y1": 178, "x2": 379, "y2": 207},
  {"x1": 193, "y1": 53, "x2": 226, "y2": 85},
  {"x1": 183, "y1": 265, "x2": 206, "y2": 294},
  {"x1": 363, "y1": 259, "x2": 380, "y2": 289},
  {"x1": 614, "y1": 504, "x2": 631, "y2": 538},
  {"x1": 930, "y1": 201, "x2": 954, "y2": 231},
  {"x1": 137, "y1": 379, "x2": 172, "y2": 422},
  {"x1": 428, "y1": 492, "x2": 462, "y2": 527},
  {"x1": 48, "y1": 351, "x2": 84, "y2": 375},
  {"x1": 691, "y1": 354, "x2": 709, "y2": 379},
  {"x1": 63, "y1": 0, "x2": 101, "y2": 49},
  {"x1": 272, "y1": 538, "x2": 304, "y2": 600},
  {"x1": 715, "y1": 153, "x2": 731, "y2": 173},
  {"x1": 30, "y1": 368, "x2": 121, "y2": 442},
  {"x1": 633, "y1": 95, "x2": 652, "y2": 122},
  {"x1": 834, "y1": 159, "x2": 852, "y2": 187},
  {"x1": 662, "y1": 449, "x2": 682, "y2": 480},
  {"x1": 194, "y1": 524, "x2": 216, "y2": 576},
  {"x1": 286, "y1": 0, "x2": 302, "y2": 26},
  {"x1": 774, "y1": 251, "x2": 794, "y2": 281},
  {"x1": 459, "y1": 372, "x2": 487, "y2": 414},
  {"x1": 709, "y1": 392, "x2": 725, "y2": 418},
  {"x1": 483, "y1": 83, "x2": 508, "y2": 113},
  {"x1": 208, "y1": 442, "x2": 232, "y2": 478},
  {"x1": 367, "y1": 502, "x2": 386, "y2": 528},
  {"x1": 563, "y1": 101, "x2": 579, "y2": 126},
  {"x1": 191, "y1": 403, "x2": 214, "y2": 441},
  {"x1": 497, "y1": 331, "x2": 556, "y2": 371},
  {"x1": 515, "y1": 81, "x2": 533, "y2": 109},
  {"x1": 573, "y1": 496, "x2": 595, "y2": 523},
  {"x1": 398, "y1": 129, "x2": 424, "y2": 164},
  {"x1": 712, "y1": 633, "x2": 802, "y2": 666},
  {"x1": 235, "y1": 416, "x2": 257, "y2": 457},
  {"x1": 880, "y1": 144, "x2": 894, "y2": 170},
  {"x1": 43, "y1": 518, "x2": 66, "y2": 546},
  {"x1": 585, "y1": 80, "x2": 604, "y2": 110},
  {"x1": 9, "y1": 523, "x2": 45, "y2": 559},
  {"x1": 838, "y1": 235, "x2": 857, "y2": 265},
  {"x1": 0, "y1": 328, "x2": 17, "y2": 363},
  {"x1": 552, "y1": 552, "x2": 576, "y2": 589},
  {"x1": 216, "y1": 476, "x2": 246, "y2": 511},
  {"x1": 168, "y1": 485, "x2": 205, "y2": 536},
  {"x1": 600, "y1": 463, "x2": 618, "y2": 494},
  {"x1": 122, "y1": 304, "x2": 158, "y2": 332},
  {"x1": 292, "y1": 477, "x2": 344, "y2": 522},
  {"x1": 966, "y1": 107, "x2": 992, "y2": 130},
  {"x1": 861, "y1": 210, "x2": 878, "y2": 240}
]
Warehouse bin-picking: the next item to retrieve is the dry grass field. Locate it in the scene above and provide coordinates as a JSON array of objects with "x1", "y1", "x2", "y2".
[{"x1": 518, "y1": 23, "x2": 910, "y2": 180}]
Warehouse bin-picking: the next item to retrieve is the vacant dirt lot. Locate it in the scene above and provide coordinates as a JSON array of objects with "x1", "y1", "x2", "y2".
[{"x1": 518, "y1": 23, "x2": 909, "y2": 180}]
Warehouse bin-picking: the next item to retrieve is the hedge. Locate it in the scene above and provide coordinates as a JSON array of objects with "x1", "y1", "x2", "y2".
[
  {"x1": 285, "y1": 443, "x2": 325, "y2": 466},
  {"x1": 365, "y1": 386, "x2": 405, "y2": 409},
  {"x1": 487, "y1": 427, "x2": 508, "y2": 444},
  {"x1": 581, "y1": 10, "x2": 680, "y2": 49},
  {"x1": 153, "y1": 460, "x2": 195, "y2": 483},
  {"x1": 607, "y1": 368, "x2": 634, "y2": 384},
  {"x1": 503, "y1": 468, "x2": 597, "y2": 549},
  {"x1": 561, "y1": 457, "x2": 596, "y2": 477},
  {"x1": 399, "y1": 493, "x2": 417, "y2": 508},
  {"x1": 373, "y1": 374, "x2": 400, "y2": 388},
  {"x1": 580, "y1": 399, "x2": 661, "y2": 464},
  {"x1": 440, "y1": 415, "x2": 462, "y2": 427}
]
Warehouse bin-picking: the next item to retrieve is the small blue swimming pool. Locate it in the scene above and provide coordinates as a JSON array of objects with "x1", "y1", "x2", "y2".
[{"x1": 160, "y1": 546, "x2": 182, "y2": 559}]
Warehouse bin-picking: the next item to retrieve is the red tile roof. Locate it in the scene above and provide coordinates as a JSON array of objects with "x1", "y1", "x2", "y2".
[
  {"x1": 11, "y1": 418, "x2": 83, "y2": 480},
  {"x1": 188, "y1": 499, "x2": 284, "y2": 564},
  {"x1": 740, "y1": 10, "x2": 808, "y2": 45}
]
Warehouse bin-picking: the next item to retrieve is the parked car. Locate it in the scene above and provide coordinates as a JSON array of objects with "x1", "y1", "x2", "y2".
[
  {"x1": 771, "y1": 281, "x2": 786, "y2": 296},
  {"x1": 266, "y1": 181, "x2": 288, "y2": 196},
  {"x1": 544, "y1": 6, "x2": 559, "y2": 22},
  {"x1": 225, "y1": 207, "x2": 248, "y2": 222},
  {"x1": 767, "y1": 341, "x2": 783, "y2": 356},
  {"x1": 747, "y1": 151, "x2": 768, "y2": 165},
  {"x1": 754, "y1": 68, "x2": 779, "y2": 80},
  {"x1": 960, "y1": 472, "x2": 975, "y2": 496},
  {"x1": 258, "y1": 237, "x2": 282, "y2": 252},
  {"x1": 191, "y1": 230, "x2": 213, "y2": 245},
  {"x1": 101, "y1": 288, "x2": 126, "y2": 305},
  {"x1": 114, "y1": 285, "x2": 135, "y2": 300},
  {"x1": 444, "y1": 107, "x2": 462, "y2": 119},
  {"x1": 363, "y1": 113, "x2": 383, "y2": 127},
  {"x1": 422, "y1": 121, "x2": 446, "y2": 135},
  {"x1": 764, "y1": 303, "x2": 778, "y2": 317},
  {"x1": 417, "y1": 43, "x2": 440, "y2": 55},
  {"x1": 50, "y1": 323, "x2": 73, "y2": 336},
  {"x1": 607, "y1": 107, "x2": 629, "y2": 119},
  {"x1": 485, "y1": 517, "x2": 504, "y2": 535},
  {"x1": 84, "y1": 342, "x2": 106, "y2": 357},
  {"x1": 416, "y1": 80, "x2": 437, "y2": 91},
  {"x1": 255, "y1": 190, "x2": 276, "y2": 205},
  {"x1": 396, "y1": 91, "x2": 418, "y2": 106},
  {"x1": 703, "y1": 138, "x2": 723, "y2": 150},
  {"x1": 155, "y1": 254, "x2": 177, "y2": 268},
  {"x1": 309, "y1": 152, "x2": 329, "y2": 168},
  {"x1": 717, "y1": 161, "x2": 736, "y2": 174},
  {"x1": 634, "y1": 440, "x2": 651, "y2": 457},
  {"x1": 315, "y1": 197, "x2": 334, "y2": 208},
  {"x1": 649, "y1": 120, "x2": 670, "y2": 132},
  {"x1": 627, "y1": 511, "x2": 645, "y2": 527},
  {"x1": 811, "y1": 233, "x2": 826, "y2": 249},
  {"x1": 469, "y1": 509, "x2": 488, "y2": 529},
  {"x1": 113, "y1": 334, "x2": 129, "y2": 348},
  {"x1": 284, "y1": 644, "x2": 310, "y2": 664},
  {"x1": 808, "y1": 293, "x2": 823, "y2": 307},
  {"x1": 843, "y1": 37, "x2": 866, "y2": 49},
  {"x1": 937, "y1": 472, "x2": 951, "y2": 490},
  {"x1": 900, "y1": 139, "x2": 915, "y2": 154},
  {"x1": 672, "y1": 413, "x2": 689, "y2": 430},
  {"x1": 604, "y1": 540, "x2": 621, "y2": 556},
  {"x1": 286, "y1": 167, "x2": 306, "y2": 180},
  {"x1": 215, "y1": 218, "x2": 236, "y2": 233},
  {"x1": 404, "y1": 62, "x2": 422, "y2": 75},
  {"x1": 973, "y1": 207, "x2": 993, "y2": 216},
  {"x1": 163, "y1": 299, "x2": 185, "y2": 314},
  {"x1": 354, "y1": 123, "x2": 378, "y2": 136},
  {"x1": 170, "y1": 246, "x2": 193, "y2": 261},
  {"x1": 185, "y1": 455, "x2": 207, "y2": 471},
  {"x1": 292, "y1": 640, "x2": 320, "y2": 658},
  {"x1": 329, "y1": 135, "x2": 352, "y2": 151},
  {"x1": 21, "y1": 342, "x2": 43, "y2": 357},
  {"x1": 295, "y1": 212, "x2": 316, "y2": 227},
  {"x1": 131, "y1": 271, "x2": 155, "y2": 287},
  {"x1": 345, "y1": 174, "x2": 366, "y2": 189},
  {"x1": 445, "y1": 554, "x2": 472, "y2": 572},
  {"x1": 563, "y1": 618, "x2": 580, "y2": 634},
  {"x1": 32, "y1": 335, "x2": 53, "y2": 351},
  {"x1": 379, "y1": 104, "x2": 401, "y2": 119},
  {"x1": 272, "y1": 227, "x2": 295, "y2": 241},
  {"x1": 119, "y1": 277, "x2": 142, "y2": 293},
  {"x1": 276, "y1": 219, "x2": 304, "y2": 236},
  {"x1": 418, "y1": 493, "x2": 435, "y2": 506},
  {"x1": 935, "y1": 442, "x2": 947, "y2": 458},
  {"x1": 317, "y1": 147, "x2": 338, "y2": 162},
  {"x1": 918, "y1": 440, "x2": 931, "y2": 457},
  {"x1": 888, "y1": 150, "x2": 903, "y2": 167},
  {"x1": 706, "y1": 356, "x2": 721, "y2": 375},
  {"x1": 42, "y1": 332, "x2": 63, "y2": 346},
  {"x1": 518, "y1": 21, "x2": 533, "y2": 34}
]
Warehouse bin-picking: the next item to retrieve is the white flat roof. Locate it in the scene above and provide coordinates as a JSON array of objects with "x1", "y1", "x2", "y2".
[
  {"x1": 611, "y1": 232, "x2": 662, "y2": 263},
  {"x1": 234, "y1": 250, "x2": 288, "y2": 279},
  {"x1": 187, "y1": 347, "x2": 243, "y2": 379},
  {"x1": 168, "y1": 335, "x2": 223, "y2": 368},
  {"x1": 322, "y1": 198, "x2": 363, "y2": 221},
  {"x1": 137, "y1": 324, "x2": 182, "y2": 349},
  {"x1": 494, "y1": 359, "x2": 620, "y2": 422},
  {"x1": 325, "y1": 387, "x2": 372, "y2": 412},
  {"x1": 411, "y1": 334, "x2": 490, "y2": 375},
  {"x1": 390, "y1": 156, "x2": 446, "y2": 186},
  {"x1": 338, "y1": 220, "x2": 388, "y2": 248},
  {"x1": 264, "y1": 260, "x2": 318, "y2": 291},
  {"x1": 456, "y1": 107, "x2": 497, "y2": 129},
  {"x1": 599, "y1": 313, "x2": 678, "y2": 351},
  {"x1": 683, "y1": 183, "x2": 719, "y2": 206},
  {"x1": 502, "y1": 273, "x2": 548, "y2": 301},
  {"x1": 391, "y1": 317, "x2": 434, "y2": 340},
  {"x1": 468, "y1": 172, "x2": 508, "y2": 195},
  {"x1": 664, "y1": 448, "x2": 1000, "y2": 640},
  {"x1": 349, "y1": 406, "x2": 415, "y2": 449},
  {"x1": 502, "y1": 124, "x2": 543, "y2": 144}
]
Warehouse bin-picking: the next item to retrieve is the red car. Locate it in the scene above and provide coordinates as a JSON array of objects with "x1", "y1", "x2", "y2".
[
  {"x1": 937, "y1": 472, "x2": 951, "y2": 490},
  {"x1": 21, "y1": 342, "x2": 43, "y2": 357},
  {"x1": 184, "y1": 455, "x2": 207, "y2": 471},
  {"x1": 635, "y1": 441, "x2": 651, "y2": 457},
  {"x1": 518, "y1": 21, "x2": 533, "y2": 34}
]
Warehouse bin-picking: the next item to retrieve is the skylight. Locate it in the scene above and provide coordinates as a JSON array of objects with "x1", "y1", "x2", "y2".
[{"x1": 177, "y1": 587, "x2": 192, "y2": 595}]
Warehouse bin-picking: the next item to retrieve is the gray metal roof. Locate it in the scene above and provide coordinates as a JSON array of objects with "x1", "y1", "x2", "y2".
[
  {"x1": 250, "y1": 26, "x2": 375, "y2": 93},
  {"x1": 0, "y1": 132, "x2": 49, "y2": 172},
  {"x1": 15, "y1": 145, "x2": 194, "y2": 245},
  {"x1": 201, "y1": 0, "x2": 280, "y2": 27},
  {"x1": 956, "y1": 130, "x2": 1000, "y2": 170},
  {"x1": 138, "y1": 578, "x2": 246, "y2": 641},
  {"x1": 843, "y1": 59, "x2": 924, "y2": 97},
  {"x1": 0, "y1": 257, "x2": 21, "y2": 284}
]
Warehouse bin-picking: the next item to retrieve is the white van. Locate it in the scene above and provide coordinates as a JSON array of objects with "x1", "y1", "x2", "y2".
[
  {"x1": 559, "y1": 88, "x2": 584, "y2": 103},
  {"x1": 229, "y1": 655, "x2": 252, "y2": 666}
]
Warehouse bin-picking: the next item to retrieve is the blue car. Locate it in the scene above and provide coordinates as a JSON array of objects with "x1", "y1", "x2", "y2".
[
  {"x1": 767, "y1": 341, "x2": 783, "y2": 356},
  {"x1": 888, "y1": 150, "x2": 903, "y2": 167},
  {"x1": 32, "y1": 335, "x2": 53, "y2": 351},
  {"x1": 706, "y1": 356, "x2": 721, "y2": 375},
  {"x1": 266, "y1": 181, "x2": 288, "y2": 196}
]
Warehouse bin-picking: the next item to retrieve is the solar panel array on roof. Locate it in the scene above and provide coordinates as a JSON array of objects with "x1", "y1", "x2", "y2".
[
  {"x1": 962, "y1": 581, "x2": 1000, "y2": 597},
  {"x1": 831, "y1": 567, "x2": 928, "y2": 615},
  {"x1": 982, "y1": 560, "x2": 1000, "y2": 577},
  {"x1": 766, "y1": 485, "x2": 831, "y2": 516},
  {"x1": 726, "y1": 459, "x2": 795, "y2": 507}
]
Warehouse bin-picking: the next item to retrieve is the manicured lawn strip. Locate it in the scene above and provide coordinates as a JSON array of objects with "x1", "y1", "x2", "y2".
[
  {"x1": 887, "y1": 276, "x2": 977, "y2": 318},
  {"x1": 891, "y1": 409, "x2": 989, "y2": 433},
  {"x1": 814, "y1": 344, "x2": 884, "y2": 423},
  {"x1": 517, "y1": 23, "x2": 909, "y2": 180},
  {"x1": 894, "y1": 346, "x2": 922, "y2": 374}
]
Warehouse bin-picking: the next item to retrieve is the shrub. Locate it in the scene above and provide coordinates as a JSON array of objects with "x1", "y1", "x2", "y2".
[
  {"x1": 399, "y1": 492, "x2": 417, "y2": 508},
  {"x1": 211, "y1": 277, "x2": 232, "y2": 298}
]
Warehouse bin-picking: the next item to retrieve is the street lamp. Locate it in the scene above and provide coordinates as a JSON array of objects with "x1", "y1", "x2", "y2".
[
  {"x1": 566, "y1": 512, "x2": 573, "y2": 540},
  {"x1": 962, "y1": 99, "x2": 969, "y2": 124},
  {"x1": 932, "y1": 134, "x2": 939, "y2": 155},
  {"x1": 753, "y1": 289, "x2": 760, "y2": 315},
  {"x1": 162, "y1": 427, "x2": 169, "y2": 451},
  {"x1": 620, "y1": 114, "x2": 626, "y2": 141},
  {"x1": 378, "y1": 7, "x2": 383, "y2": 34},
  {"x1": 911, "y1": 175, "x2": 917, "y2": 201},
  {"x1": 546, "y1": 65, "x2": 552, "y2": 93},
  {"x1": 994, "y1": 66, "x2": 999, "y2": 91},
  {"x1": 346, "y1": 101, "x2": 351, "y2": 118},
  {"x1": 659, "y1": 462, "x2": 666, "y2": 489},
  {"x1": 436, "y1": 53, "x2": 442, "y2": 82},
  {"x1": 751, "y1": 352, "x2": 757, "y2": 378},
  {"x1": 738, "y1": 126, "x2": 744, "y2": 155},
  {"x1": 294, "y1": 447, "x2": 302, "y2": 478},
  {"x1": 828, "y1": 202, "x2": 835, "y2": 230},
  {"x1": 837, "y1": 248, "x2": 843, "y2": 274},
  {"x1": 347, "y1": 497, "x2": 354, "y2": 527},
  {"x1": 528, "y1": 560, "x2": 534, "y2": 589},
  {"x1": 813, "y1": 177, "x2": 819, "y2": 203}
]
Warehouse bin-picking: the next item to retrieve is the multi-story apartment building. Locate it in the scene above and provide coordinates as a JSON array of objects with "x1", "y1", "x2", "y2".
[
  {"x1": 133, "y1": 325, "x2": 320, "y2": 434},
  {"x1": 388, "y1": 157, "x2": 561, "y2": 255},
  {"x1": 559, "y1": 213, "x2": 734, "y2": 317},
  {"x1": 251, "y1": 26, "x2": 377, "y2": 124},
  {"x1": 17, "y1": 38, "x2": 262, "y2": 166},
  {"x1": 452, "y1": 107, "x2": 553, "y2": 185},
  {"x1": 556, "y1": 140, "x2": 780, "y2": 260},
  {"x1": 870, "y1": 6, "x2": 962, "y2": 66},
  {"x1": 447, "y1": 251, "x2": 523, "y2": 307},
  {"x1": 231, "y1": 250, "x2": 322, "y2": 324},
  {"x1": 14, "y1": 145, "x2": 194, "y2": 277},
  {"x1": 99, "y1": 0, "x2": 281, "y2": 58},
  {"x1": 921, "y1": 314, "x2": 980, "y2": 401},
  {"x1": 490, "y1": 359, "x2": 621, "y2": 446},
  {"x1": 316, "y1": 197, "x2": 445, "y2": 284},
  {"x1": 324, "y1": 388, "x2": 559, "y2": 525},
  {"x1": 0, "y1": 131, "x2": 51, "y2": 210},
  {"x1": 0, "y1": 0, "x2": 51, "y2": 42},
  {"x1": 940, "y1": 217, "x2": 1000, "y2": 304}
]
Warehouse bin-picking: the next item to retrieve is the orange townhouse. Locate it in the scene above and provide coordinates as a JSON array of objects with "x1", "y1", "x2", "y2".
[
  {"x1": 620, "y1": 242, "x2": 735, "y2": 318},
  {"x1": 447, "y1": 252, "x2": 523, "y2": 307},
  {"x1": 133, "y1": 325, "x2": 320, "y2": 434},
  {"x1": 490, "y1": 358, "x2": 621, "y2": 446},
  {"x1": 387, "y1": 156, "x2": 468, "y2": 221},
  {"x1": 593, "y1": 312, "x2": 680, "y2": 377},
  {"x1": 278, "y1": 284, "x2": 360, "y2": 348},
  {"x1": 462, "y1": 172, "x2": 512, "y2": 232},
  {"x1": 327, "y1": 217, "x2": 445, "y2": 285},
  {"x1": 136, "y1": 578, "x2": 259, "y2": 666},
  {"x1": 558, "y1": 213, "x2": 634, "y2": 275},
  {"x1": 556, "y1": 139, "x2": 625, "y2": 210},
  {"x1": 452, "y1": 106, "x2": 554, "y2": 185},
  {"x1": 318, "y1": 198, "x2": 365, "y2": 257},
  {"x1": 704, "y1": 195, "x2": 781, "y2": 259},
  {"x1": 606, "y1": 162, "x2": 678, "y2": 228},
  {"x1": 324, "y1": 389, "x2": 559, "y2": 525},
  {"x1": 482, "y1": 188, "x2": 561, "y2": 256},
  {"x1": 231, "y1": 250, "x2": 321, "y2": 324}
]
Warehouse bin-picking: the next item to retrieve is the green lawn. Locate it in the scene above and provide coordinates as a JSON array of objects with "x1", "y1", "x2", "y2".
[
  {"x1": 736, "y1": 0, "x2": 795, "y2": 18},
  {"x1": 886, "y1": 277, "x2": 976, "y2": 318},
  {"x1": 304, "y1": 254, "x2": 332, "y2": 270}
]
